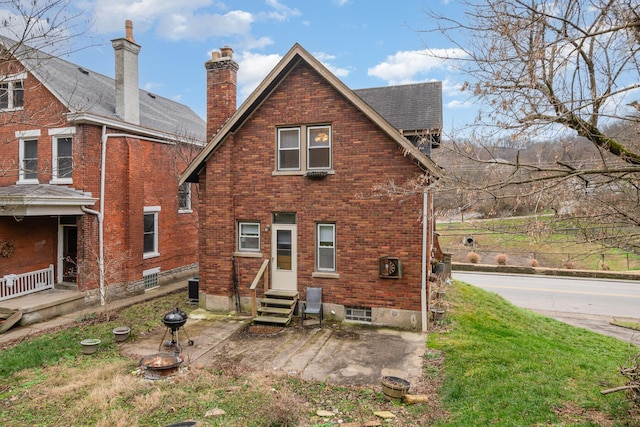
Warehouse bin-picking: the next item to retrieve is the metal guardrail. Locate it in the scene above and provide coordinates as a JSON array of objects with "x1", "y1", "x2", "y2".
[{"x1": 1, "y1": 264, "x2": 55, "y2": 301}]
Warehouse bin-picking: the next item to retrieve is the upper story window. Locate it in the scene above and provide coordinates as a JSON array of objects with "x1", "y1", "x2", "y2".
[
  {"x1": 178, "y1": 183, "x2": 192, "y2": 212},
  {"x1": 50, "y1": 127, "x2": 76, "y2": 184},
  {"x1": 276, "y1": 124, "x2": 332, "y2": 174},
  {"x1": 0, "y1": 73, "x2": 26, "y2": 110},
  {"x1": 17, "y1": 129, "x2": 40, "y2": 184},
  {"x1": 143, "y1": 206, "x2": 161, "y2": 259}
]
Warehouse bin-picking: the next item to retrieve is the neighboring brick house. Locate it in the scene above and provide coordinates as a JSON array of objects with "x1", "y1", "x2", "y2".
[
  {"x1": 0, "y1": 22, "x2": 204, "y2": 305},
  {"x1": 181, "y1": 44, "x2": 442, "y2": 330}
]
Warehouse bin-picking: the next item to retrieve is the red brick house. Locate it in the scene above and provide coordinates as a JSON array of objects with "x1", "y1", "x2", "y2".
[
  {"x1": 181, "y1": 44, "x2": 442, "y2": 330},
  {"x1": 0, "y1": 22, "x2": 204, "y2": 309}
]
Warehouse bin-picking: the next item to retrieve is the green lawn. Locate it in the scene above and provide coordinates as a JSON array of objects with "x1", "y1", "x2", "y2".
[
  {"x1": 0, "y1": 286, "x2": 638, "y2": 426},
  {"x1": 428, "y1": 281, "x2": 637, "y2": 426}
]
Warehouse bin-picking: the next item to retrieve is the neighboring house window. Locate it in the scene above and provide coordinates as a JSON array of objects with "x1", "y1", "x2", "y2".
[
  {"x1": 178, "y1": 183, "x2": 191, "y2": 212},
  {"x1": 307, "y1": 125, "x2": 331, "y2": 169},
  {"x1": 143, "y1": 206, "x2": 161, "y2": 259},
  {"x1": 49, "y1": 128, "x2": 76, "y2": 183},
  {"x1": 0, "y1": 73, "x2": 25, "y2": 110},
  {"x1": 277, "y1": 127, "x2": 300, "y2": 170},
  {"x1": 276, "y1": 124, "x2": 333, "y2": 173},
  {"x1": 238, "y1": 221, "x2": 260, "y2": 252},
  {"x1": 317, "y1": 223, "x2": 336, "y2": 271},
  {"x1": 17, "y1": 130, "x2": 40, "y2": 183}
]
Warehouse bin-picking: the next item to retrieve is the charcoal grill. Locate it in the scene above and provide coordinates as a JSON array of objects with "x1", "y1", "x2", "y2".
[{"x1": 159, "y1": 307, "x2": 194, "y2": 353}]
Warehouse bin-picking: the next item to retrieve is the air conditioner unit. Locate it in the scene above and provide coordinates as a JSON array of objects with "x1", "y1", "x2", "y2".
[{"x1": 379, "y1": 256, "x2": 402, "y2": 279}]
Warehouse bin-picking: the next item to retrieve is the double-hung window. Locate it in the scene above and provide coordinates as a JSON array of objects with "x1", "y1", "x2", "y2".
[
  {"x1": 144, "y1": 206, "x2": 161, "y2": 259},
  {"x1": 238, "y1": 222, "x2": 260, "y2": 252},
  {"x1": 0, "y1": 73, "x2": 25, "y2": 110},
  {"x1": 307, "y1": 126, "x2": 331, "y2": 169},
  {"x1": 178, "y1": 183, "x2": 192, "y2": 212},
  {"x1": 276, "y1": 124, "x2": 332, "y2": 173},
  {"x1": 277, "y1": 128, "x2": 300, "y2": 170},
  {"x1": 17, "y1": 130, "x2": 40, "y2": 183},
  {"x1": 317, "y1": 223, "x2": 336, "y2": 271},
  {"x1": 50, "y1": 127, "x2": 76, "y2": 183}
]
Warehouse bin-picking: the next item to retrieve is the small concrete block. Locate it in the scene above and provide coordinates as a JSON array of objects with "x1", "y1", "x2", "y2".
[{"x1": 316, "y1": 409, "x2": 335, "y2": 417}]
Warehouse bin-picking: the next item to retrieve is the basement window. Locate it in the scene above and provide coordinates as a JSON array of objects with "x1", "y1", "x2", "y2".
[
  {"x1": 143, "y1": 267, "x2": 160, "y2": 291},
  {"x1": 345, "y1": 306, "x2": 372, "y2": 323}
]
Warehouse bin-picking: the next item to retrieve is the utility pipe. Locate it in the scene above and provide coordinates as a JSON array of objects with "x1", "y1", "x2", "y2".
[{"x1": 91, "y1": 126, "x2": 179, "y2": 305}]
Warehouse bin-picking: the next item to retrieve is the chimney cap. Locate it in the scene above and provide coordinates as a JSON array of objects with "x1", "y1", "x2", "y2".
[
  {"x1": 125, "y1": 19, "x2": 135, "y2": 43},
  {"x1": 220, "y1": 46, "x2": 233, "y2": 58}
]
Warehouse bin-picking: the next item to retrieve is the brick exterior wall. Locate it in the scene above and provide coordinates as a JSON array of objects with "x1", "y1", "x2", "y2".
[
  {"x1": 0, "y1": 57, "x2": 200, "y2": 296},
  {"x1": 200, "y1": 61, "x2": 429, "y2": 317}
]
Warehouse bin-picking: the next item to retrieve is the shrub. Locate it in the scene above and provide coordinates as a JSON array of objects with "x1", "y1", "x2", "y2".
[
  {"x1": 529, "y1": 258, "x2": 539, "y2": 267},
  {"x1": 467, "y1": 252, "x2": 480, "y2": 264},
  {"x1": 601, "y1": 263, "x2": 610, "y2": 271},
  {"x1": 564, "y1": 260, "x2": 576, "y2": 269},
  {"x1": 495, "y1": 253, "x2": 508, "y2": 265}
]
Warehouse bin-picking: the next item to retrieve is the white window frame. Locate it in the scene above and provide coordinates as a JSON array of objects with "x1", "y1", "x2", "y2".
[
  {"x1": 16, "y1": 129, "x2": 40, "y2": 184},
  {"x1": 317, "y1": 223, "x2": 336, "y2": 272},
  {"x1": 277, "y1": 127, "x2": 301, "y2": 171},
  {"x1": 143, "y1": 206, "x2": 161, "y2": 259},
  {"x1": 238, "y1": 221, "x2": 261, "y2": 252},
  {"x1": 0, "y1": 72, "x2": 26, "y2": 111},
  {"x1": 49, "y1": 127, "x2": 76, "y2": 184},
  {"x1": 307, "y1": 125, "x2": 332, "y2": 170},
  {"x1": 178, "y1": 182, "x2": 192, "y2": 213}
]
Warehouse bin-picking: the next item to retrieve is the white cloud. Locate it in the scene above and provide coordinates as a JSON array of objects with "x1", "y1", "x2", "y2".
[
  {"x1": 368, "y1": 48, "x2": 467, "y2": 85},
  {"x1": 156, "y1": 10, "x2": 254, "y2": 41},
  {"x1": 237, "y1": 51, "x2": 283, "y2": 100},
  {"x1": 261, "y1": 0, "x2": 301, "y2": 22}
]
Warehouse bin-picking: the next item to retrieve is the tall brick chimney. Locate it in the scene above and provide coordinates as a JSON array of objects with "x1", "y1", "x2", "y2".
[
  {"x1": 205, "y1": 46, "x2": 238, "y2": 141},
  {"x1": 111, "y1": 20, "x2": 140, "y2": 124}
]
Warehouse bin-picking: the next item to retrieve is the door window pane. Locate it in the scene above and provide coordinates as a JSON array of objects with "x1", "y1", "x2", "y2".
[{"x1": 276, "y1": 229, "x2": 292, "y2": 270}]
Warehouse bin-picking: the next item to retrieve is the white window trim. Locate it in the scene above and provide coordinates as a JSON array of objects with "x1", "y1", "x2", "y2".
[
  {"x1": 49, "y1": 128, "x2": 76, "y2": 184},
  {"x1": 143, "y1": 206, "x2": 161, "y2": 259},
  {"x1": 307, "y1": 125, "x2": 332, "y2": 170},
  {"x1": 238, "y1": 221, "x2": 261, "y2": 252},
  {"x1": 316, "y1": 223, "x2": 336, "y2": 272},
  {"x1": 178, "y1": 182, "x2": 192, "y2": 213},
  {"x1": 0, "y1": 72, "x2": 26, "y2": 111},
  {"x1": 16, "y1": 129, "x2": 40, "y2": 184},
  {"x1": 277, "y1": 127, "x2": 301, "y2": 171}
]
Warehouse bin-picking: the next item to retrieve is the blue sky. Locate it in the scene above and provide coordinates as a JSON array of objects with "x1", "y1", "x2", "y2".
[{"x1": 5, "y1": 0, "x2": 471, "y2": 135}]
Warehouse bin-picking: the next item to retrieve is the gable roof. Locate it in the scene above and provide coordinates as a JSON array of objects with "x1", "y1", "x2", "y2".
[
  {"x1": 354, "y1": 83, "x2": 442, "y2": 134},
  {"x1": 180, "y1": 43, "x2": 442, "y2": 184},
  {"x1": 0, "y1": 36, "x2": 205, "y2": 143}
]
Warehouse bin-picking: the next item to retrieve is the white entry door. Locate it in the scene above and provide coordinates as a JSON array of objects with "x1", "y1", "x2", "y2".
[{"x1": 271, "y1": 224, "x2": 297, "y2": 291}]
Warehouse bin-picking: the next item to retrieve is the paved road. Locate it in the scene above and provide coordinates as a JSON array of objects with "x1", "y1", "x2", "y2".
[{"x1": 453, "y1": 271, "x2": 640, "y2": 345}]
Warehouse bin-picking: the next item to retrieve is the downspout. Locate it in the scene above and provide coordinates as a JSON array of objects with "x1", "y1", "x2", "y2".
[
  {"x1": 90, "y1": 126, "x2": 176, "y2": 306},
  {"x1": 422, "y1": 180, "x2": 437, "y2": 333}
]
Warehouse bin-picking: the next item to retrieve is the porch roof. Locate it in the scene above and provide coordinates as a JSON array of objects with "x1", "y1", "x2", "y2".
[{"x1": 0, "y1": 185, "x2": 97, "y2": 217}]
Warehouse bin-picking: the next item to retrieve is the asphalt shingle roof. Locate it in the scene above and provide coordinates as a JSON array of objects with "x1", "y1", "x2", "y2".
[
  {"x1": 0, "y1": 36, "x2": 205, "y2": 142},
  {"x1": 354, "y1": 82, "x2": 442, "y2": 133}
]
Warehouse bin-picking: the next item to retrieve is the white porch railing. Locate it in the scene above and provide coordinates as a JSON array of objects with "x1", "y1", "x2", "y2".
[{"x1": 0, "y1": 264, "x2": 55, "y2": 301}]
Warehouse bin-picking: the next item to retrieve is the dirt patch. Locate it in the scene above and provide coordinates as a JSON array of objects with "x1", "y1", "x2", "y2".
[{"x1": 246, "y1": 324, "x2": 284, "y2": 335}]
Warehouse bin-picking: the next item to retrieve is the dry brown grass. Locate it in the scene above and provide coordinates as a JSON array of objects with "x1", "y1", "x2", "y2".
[
  {"x1": 467, "y1": 251, "x2": 481, "y2": 263},
  {"x1": 495, "y1": 253, "x2": 508, "y2": 265}
]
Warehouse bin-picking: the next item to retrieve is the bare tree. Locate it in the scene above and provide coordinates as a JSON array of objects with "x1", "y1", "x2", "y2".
[{"x1": 419, "y1": 0, "x2": 640, "y2": 252}]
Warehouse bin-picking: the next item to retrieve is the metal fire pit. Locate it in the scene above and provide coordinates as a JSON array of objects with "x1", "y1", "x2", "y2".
[{"x1": 140, "y1": 353, "x2": 183, "y2": 380}]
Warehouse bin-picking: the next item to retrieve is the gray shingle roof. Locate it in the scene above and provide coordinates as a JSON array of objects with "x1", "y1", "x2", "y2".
[
  {"x1": 354, "y1": 82, "x2": 442, "y2": 134},
  {"x1": 0, "y1": 36, "x2": 205, "y2": 142}
]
